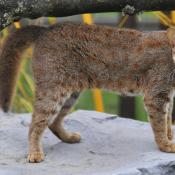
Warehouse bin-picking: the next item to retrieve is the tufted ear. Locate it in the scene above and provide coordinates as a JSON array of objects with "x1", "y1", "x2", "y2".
[{"x1": 167, "y1": 27, "x2": 175, "y2": 46}]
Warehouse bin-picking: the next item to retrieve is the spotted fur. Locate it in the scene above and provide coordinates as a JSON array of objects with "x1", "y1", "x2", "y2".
[{"x1": 0, "y1": 22, "x2": 175, "y2": 162}]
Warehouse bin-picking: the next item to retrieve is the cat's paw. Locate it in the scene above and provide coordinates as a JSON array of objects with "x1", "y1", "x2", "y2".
[
  {"x1": 158, "y1": 142, "x2": 175, "y2": 153},
  {"x1": 28, "y1": 152, "x2": 44, "y2": 163},
  {"x1": 167, "y1": 128, "x2": 174, "y2": 141},
  {"x1": 49, "y1": 125, "x2": 81, "y2": 143},
  {"x1": 63, "y1": 132, "x2": 81, "y2": 143}
]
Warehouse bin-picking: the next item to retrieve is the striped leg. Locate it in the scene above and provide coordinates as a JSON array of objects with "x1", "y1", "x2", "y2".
[
  {"x1": 49, "y1": 92, "x2": 81, "y2": 143},
  {"x1": 144, "y1": 90, "x2": 175, "y2": 153},
  {"x1": 167, "y1": 99, "x2": 174, "y2": 140},
  {"x1": 28, "y1": 110, "x2": 47, "y2": 163},
  {"x1": 28, "y1": 89, "x2": 71, "y2": 163}
]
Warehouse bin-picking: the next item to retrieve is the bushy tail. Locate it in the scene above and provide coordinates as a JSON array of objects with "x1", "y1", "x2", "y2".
[{"x1": 0, "y1": 25, "x2": 46, "y2": 112}]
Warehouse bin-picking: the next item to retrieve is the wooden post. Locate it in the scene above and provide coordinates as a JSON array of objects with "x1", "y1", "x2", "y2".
[{"x1": 119, "y1": 16, "x2": 136, "y2": 118}]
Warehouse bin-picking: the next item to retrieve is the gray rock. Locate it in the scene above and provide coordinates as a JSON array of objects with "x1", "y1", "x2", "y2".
[{"x1": 0, "y1": 110, "x2": 175, "y2": 175}]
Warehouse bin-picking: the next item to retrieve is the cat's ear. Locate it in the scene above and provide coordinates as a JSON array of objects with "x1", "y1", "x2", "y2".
[{"x1": 167, "y1": 27, "x2": 175, "y2": 46}]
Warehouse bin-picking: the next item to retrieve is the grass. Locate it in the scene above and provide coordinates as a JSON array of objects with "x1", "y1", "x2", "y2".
[{"x1": 74, "y1": 90, "x2": 119, "y2": 115}]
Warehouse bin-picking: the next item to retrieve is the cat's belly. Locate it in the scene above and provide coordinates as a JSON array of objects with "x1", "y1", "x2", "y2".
[
  {"x1": 103, "y1": 76, "x2": 143, "y2": 97},
  {"x1": 117, "y1": 90, "x2": 142, "y2": 97},
  {"x1": 114, "y1": 87, "x2": 143, "y2": 97},
  {"x1": 102, "y1": 84, "x2": 143, "y2": 97}
]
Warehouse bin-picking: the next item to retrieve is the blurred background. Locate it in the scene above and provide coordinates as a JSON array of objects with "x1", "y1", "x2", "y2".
[{"x1": 0, "y1": 12, "x2": 175, "y2": 121}]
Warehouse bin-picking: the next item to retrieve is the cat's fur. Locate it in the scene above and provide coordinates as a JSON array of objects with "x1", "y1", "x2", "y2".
[{"x1": 0, "y1": 22, "x2": 175, "y2": 163}]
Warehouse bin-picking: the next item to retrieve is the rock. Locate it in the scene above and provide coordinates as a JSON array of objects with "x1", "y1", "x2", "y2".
[{"x1": 0, "y1": 110, "x2": 175, "y2": 175}]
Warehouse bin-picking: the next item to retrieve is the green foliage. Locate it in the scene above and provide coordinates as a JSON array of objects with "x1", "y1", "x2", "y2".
[
  {"x1": 12, "y1": 53, "x2": 35, "y2": 113},
  {"x1": 135, "y1": 96, "x2": 148, "y2": 121}
]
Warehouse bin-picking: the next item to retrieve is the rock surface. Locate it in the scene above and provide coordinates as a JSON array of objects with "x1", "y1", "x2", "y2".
[{"x1": 0, "y1": 110, "x2": 175, "y2": 175}]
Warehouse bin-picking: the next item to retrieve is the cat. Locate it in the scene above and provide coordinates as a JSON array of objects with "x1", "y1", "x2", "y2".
[{"x1": 0, "y1": 22, "x2": 175, "y2": 163}]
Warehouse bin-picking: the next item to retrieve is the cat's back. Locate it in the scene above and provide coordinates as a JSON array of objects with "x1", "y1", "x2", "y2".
[
  {"x1": 37, "y1": 22, "x2": 142, "y2": 49},
  {"x1": 40, "y1": 22, "x2": 143, "y2": 64},
  {"x1": 34, "y1": 22, "x2": 172, "y2": 76}
]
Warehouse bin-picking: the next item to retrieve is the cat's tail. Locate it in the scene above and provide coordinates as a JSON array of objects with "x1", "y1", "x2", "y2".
[{"x1": 0, "y1": 25, "x2": 46, "y2": 112}]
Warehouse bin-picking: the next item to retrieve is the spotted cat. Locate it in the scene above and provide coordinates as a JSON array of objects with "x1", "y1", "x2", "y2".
[{"x1": 0, "y1": 22, "x2": 175, "y2": 162}]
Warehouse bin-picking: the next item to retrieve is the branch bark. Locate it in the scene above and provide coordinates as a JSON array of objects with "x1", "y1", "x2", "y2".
[{"x1": 0, "y1": 0, "x2": 175, "y2": 31}]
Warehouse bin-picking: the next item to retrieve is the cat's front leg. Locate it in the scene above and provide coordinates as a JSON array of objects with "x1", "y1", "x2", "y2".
[
  {"x1": 144, "y1": 91, "x2": 175, "y2": 152},
  {"x1": 167, "y1": 99, "x2": 174, "y2": 140}
]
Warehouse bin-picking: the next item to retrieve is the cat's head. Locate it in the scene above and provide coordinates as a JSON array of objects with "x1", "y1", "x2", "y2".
[{"x1": 167, "y1": 27, "x2": 175, "y2": 62}]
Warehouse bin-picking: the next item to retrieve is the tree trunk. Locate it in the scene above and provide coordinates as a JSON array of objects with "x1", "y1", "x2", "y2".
[{"x1": 1, "y1": 0, "x2": 175, "y2": 31}]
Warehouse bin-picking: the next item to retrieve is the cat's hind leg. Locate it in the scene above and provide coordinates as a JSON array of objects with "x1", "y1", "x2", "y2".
[
  {"x1": 49, "y1": 91, "x2": 81, "y2": 143},
  {"x1": 144, "y1": 90, "x2": 175, "y2": 152},
  {"x1": 28, "y1": 110, "x2": 47, "y2": 163},
  {"x1": 28, "y1": 89, "x2": 72, "y2": 163}
]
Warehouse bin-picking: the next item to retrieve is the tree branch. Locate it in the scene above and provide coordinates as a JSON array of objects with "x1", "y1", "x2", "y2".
[{"x1": 0, "y1": 0, "x2": 175, "y2": 31}]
